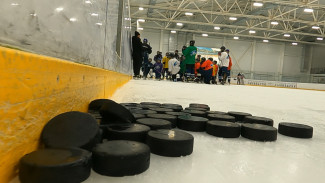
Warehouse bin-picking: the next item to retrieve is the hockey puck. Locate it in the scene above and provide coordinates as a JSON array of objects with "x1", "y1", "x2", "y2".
[
  {"x1": 177, "y1": 115, "x2": 208, "y2": 132},
  {"x1": 146, "y1": 129, "x2": 194, "y2": 157},
  {"x1": 165, "y1": 111, "x2": 189, "y2": 117},
  {"x1": 19, "y1": 148, "x2": 91, "y2": 183},
  {"x1": 207, "y1": 111, "x2": 228, "y2": 115},
  {"x1": 140, "y1": 104, "x2": 159, "y2": 110},
  {"x1": 228, "y1": 111, "x2": 252, "y2": 121},
  {"x1": 133, "y1": 113, "x2": 146, "y2": 120},
  {"x1": 207, "y1": 114, "x2": 236, "y2": 122},
  {"x1": 105, "y1": 123, "x2": 150, "y2": 143},
  {"x1": 189, "y1": 103, "x2": 210, "y2": 110},
  {"x1": 161, "y1": 104, "x2": 183, "y2": 112},
  {"x1": 131, "y1": 109, "x2": 158, "y2": 115},
  {"x1": 184, "y1": 107, "x2": 208, "y2": 111},
  {"x1": 99, "y1": 100, "x2": 135, "y2": 124},
  {"x1": 89, "y1": 99, "x2": 110, "y2": 111},
  {"x1": 183, "y1": 109, "x2": 206, "y2": 118},
  {"x1": 140, "y1": 102, "x2": 161, "y2": 106},
  {"x1": 243, "y1": 116, "x2": 274, "y2": 126},
  {"x1": 41, "y1": 111, "x2": 100, "y2": 151},
  {"x1": 92, "y1": 140, "x2": 150, "y2": 176},
  {"x1": 120, "y1": 103, "x2": 139, "y2": 107},
  {"x1": 206, "y1": 121, "x2": 241, "y2": 138},
  {"x1": 136, "y1": 118, "x2": 172, "y2": 130},
  {"x1": 278, "y1": 122, "x2": 313, "y2": 138},
  {"x1": 149, "y1": 107, "x2": 174, "y2": 114},
  {"x1": 124, "y1": 106, "x2": 143, "y2": 111},
  {"x1": 147, "y1": 114, "x2": 178, "y2": 128},
  {"x1": 241, "y1": 124, "x2": 277, "y2": 142}
]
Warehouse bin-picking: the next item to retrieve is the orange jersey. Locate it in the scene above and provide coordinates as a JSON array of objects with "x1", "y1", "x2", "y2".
[
  {"x1": 228, "y1": 56, "x2": 232, "y2": 70},
  {"x1": 194, "y1": 62, "x2": 201, "y2": 74},
  {"x1": 212, "y1": 64, "x2": 218, "y2": 76},
  {"x1": 201, "y1": 60, "x2": 213, "y2": 71}
]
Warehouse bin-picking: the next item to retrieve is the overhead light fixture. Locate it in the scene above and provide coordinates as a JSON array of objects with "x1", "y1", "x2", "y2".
[
  {"x1": 249, "y1": 30, "x2": 256, "y2": 34},
  {"x1": 312, "y1": 26, "x2": 320, "y2": 29},
  {"x1": 137, "y1": 27, "x2": 143, "y2": 30},
  {"x1": 202, "y1": 34, "x2": 208, "y2": 37},
  {"x1": 171, "y1": 30, "x2": 177, "y2": 33},
  {"x1": 284, "y1": 34, "x2": 291, "y2": 37},
  {"x1": 177, "y1": 23, "x2": 183, "y2": 26},
  {"x1": 30, "y1": 13, "x2": 37, "y2": 17},
  {"x1": 137, "y1": 19, "x2": 145, "y2": 22},
  {"x1": 85, "y1": 0, "x2": 92, "y2": 4},
  {"x1": 263, "y1": 40, "x2": 269, "y2": 43},
  {"x1": 214, "y1": 26, "x2": 221, "y2": 30},
  {"x1": 229, "y1": 17, "x2": 237, "y2": 21},
  {"x1": 90, "y1": 13, "x2": 99, "y2": 17},
  {"x1": 292, "y1": 42, "x2": 298, "y2": 46},
  {"x1": 55, "y1": 7, "x2": 64, "y2": 12},
  {"x1": 185, "y1": 12, "x2": 193, "y2": 16},
  {"x1": 125, "y1": 18, "x2": 131, "y2": 21},
  {"x1": 139, "y1": 7, "x2": 144, "y2": 11},
  {"x1": 96, "y1": 23, "x2": 102, "y2": 26},
  {"x1": 69, "y1": 18, "x2": 77, "y2": 22},
  {"x1": 271, "y1": 21, "x2": 279, "y2": 25},
  {"x1": 253, "y1": 2, "x2": 263, "y2": 7},
  {"x1": 304, "y1": 8, "x2": 313, "y2": 13},
  {"x1": 234, "y1": 36, "x2": 239, "y2": 40},
  {"x1": 317, "y1": 37, "x2": 323, "y2": 41},
  {"x1": 11, "y1": 3, "x2": 19, "y2": 6}
]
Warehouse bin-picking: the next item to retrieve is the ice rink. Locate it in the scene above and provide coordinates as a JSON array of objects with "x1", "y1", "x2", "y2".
[{"x1": 85, "y1": 79, "x2": 325, "y2": 183}]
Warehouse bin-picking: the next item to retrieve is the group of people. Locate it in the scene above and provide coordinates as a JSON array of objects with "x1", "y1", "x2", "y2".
[{"x1": 131, "y1": 31, "x2": 235, "y2": 85}]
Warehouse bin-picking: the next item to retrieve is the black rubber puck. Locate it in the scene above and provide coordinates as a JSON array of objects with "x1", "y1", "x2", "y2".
[
  {"x1": 140, "y1": 104, "x2": 159, "y2": 110},
  {"x1": 136, "y1": 118, "x2": 172, "y2": 130},
  {"x1": 92, "y1": 140, "x2": 150, "y2": 176},
  {"x1": 149, "y1": 107, "x2": 174, "y2": 114},
  {"x1": 207, "y1": 114, "x2": 236, "y2": 122},
  {"x1": 278, "y1": 122, "x2": 313, "y2": 138},
  {"x1": 133, "y1": 113, "x2": 146, "y2": 120},
  {"x1": 206, "y1": 121, "x2": 241, "y2": 138},
  {"x1": 131, "y1": 109, "x2": 158, "y2": 115},
  {"x1": 19, "y1": 148, "x2": 91, "y2": 183},
  {"x1": 207, "y1": 111, "x2": 228, "y2": 115},
  {"x1": 99, "y1": 99, "x2": 135, "y2": 124},
  {"x1": 89, "y1": 99, "x2": 110, "y2": 111},
  {"x1": 105, "y1": 123, "x2": 151, "y2": 143},
  {"x1": 165, "y1": 111, "x2": 189, "y2": 117},
  {"x1": 120, "y1": 103, "x2": 139, "y2": 107},
  {"x1": 243, "y1": 116, "x2": 274, "y2": 126},
  {"x1": 241, "y1": 124, "x2": 277, "y2": 142},
  {"x1": 183, "y1": 109, "x2": 206, "y2": 117},
  {"x1": 177, "y1": 115, "x2": 208, "y2": 132},
  {"x1": 124, "y1": 106, "x2": 143, "y2": 111},
  {"x1": 41, "y1": 111, "x2": 100, "y2": 151},
  {"x1": 228, "y1": 111, "x2": 252, "y2": 121},
  {"x1": 140, "y1": 102, "x2": 161, "y2": 106},
  {"x1": 189, "y1": 103, "x2": 210, "y2": 110},
  {"x1": 184, "y1": 107, "x2": 208, "y2": 111},
  {"x1": 161, "y1": 104, "x2": 183, "y2": 112},
  {"x1": 146, "y1": 129, "x2": 194, "y2": 157},
  {"x1": 146, "y1": 114, "x2": 178, "y2": 128}
]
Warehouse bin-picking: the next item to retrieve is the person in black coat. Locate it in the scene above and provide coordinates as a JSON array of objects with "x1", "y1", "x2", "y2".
[{"x1": 132, "y1": 31, "x2": 143, "y2": 77}]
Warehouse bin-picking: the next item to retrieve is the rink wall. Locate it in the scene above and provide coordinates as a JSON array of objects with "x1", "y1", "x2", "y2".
[{"x1": 0, "y1": 46, "x2": 131, "y2": 183}]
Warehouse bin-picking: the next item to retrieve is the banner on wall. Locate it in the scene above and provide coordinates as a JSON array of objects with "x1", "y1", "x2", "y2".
[{"x1": 196, "y1": 47, "x2": 220, "y2": 61}]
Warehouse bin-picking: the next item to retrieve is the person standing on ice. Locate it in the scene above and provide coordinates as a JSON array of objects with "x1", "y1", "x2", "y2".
[
  {"x1": 141, "y1": 38, "x2": 152, "y2": 79},
  {"x1": 132, "y1": 31, "x2": 143, "y2": 78},
  {"x1": 218, "y1": 46, "x2": 230, "y2": 85},
  {"x1": 168, "y1": 53, "x2": 180, "y2": 82},
  {"x1": 182, "y1": 40, "x2": 197, "y2": 79},
  {"x1": 226, "y1": 49, "x2": 233, "y2": 84}
]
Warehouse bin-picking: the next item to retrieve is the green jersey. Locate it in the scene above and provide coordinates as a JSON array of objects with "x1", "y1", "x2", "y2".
[{"x1": 182, "y1": 46, "x2": 197, "y2": 65}]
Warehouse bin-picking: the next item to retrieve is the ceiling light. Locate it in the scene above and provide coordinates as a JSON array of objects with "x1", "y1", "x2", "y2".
[
  {"x1": 249, "y1": 30, "x2": 256, "y2": 34},
  {"x1": 11, "y1": 3, "x2": 19, "y2": 6},
  {"x1": 234, "y1": 36, "x2": 239, "y2": 40},
  {"x1": 139, "y1": 7, "x2": 144, "y2": 11},
  {"x1": 125, "y1": 18, "x2": 131, "y2": 21},
  {"x1": 271, "y1": 21, "x2": 279, "y2": 25},
  {"x1": 284, "y1": 34, "x2": 291, "y2": 37},
  {"x1": 96, "y1": 23, "x2": 102, "y2": 26},
  {"x1": 137, "y1": 27, "x2": 143, "y2": 30},
  {"x1": 55, "y1": 7, "x2": 64, "y2": 12},
  {"x1": 214, "y1": 26, "x2": 221, "y2": 30},
  {"x1": 85, "y1": 1, "x2": 92, "y2": 4},
  {"x1": 202, "y1": 34, "x2": 208, "y2": 37},
  {"x1": 304, "y1": 8, "x2": 313, "y2": 13},
  {"x1": 69, "y1": 18, "x2": 77, "y2": 22},
  {"x1": 253, "y1": 2, "x2": 263, "y2": 7},
  {"x1": 171, "y1": 30, "x2": 177, "y2": 33},
  {"x1": 292, "y1": 42, "x2": 298, "y2": 46},
  {"x1": 138, "y1": 19, "x2": 145, "y2": 22},
  {"x1": 177, "y1": 23, "x2": 183, "y2": 26},
  {"x1": 30, "y1": 13, "x2": 37, "y2": 17},
  {"x1": 312, "y1": 26, "x2": 320, "y2": 29},
  {"x1": 185, "y1": 12, "x2": 193, "y2": 16},
  {"x1": 317, "y1": 37, "x2": 323, "y2": 41},
  {"x1": 90, "y1": 13, "x2": 99, "y2": 17},
  {"x1": 263, "y1": 40, "x2": 269, "y2": 43},
  {"x1": 229, "y1": 17, "x2": 237, "y2": 21}
]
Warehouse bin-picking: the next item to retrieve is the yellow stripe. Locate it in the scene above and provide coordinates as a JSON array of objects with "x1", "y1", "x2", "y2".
[{"x1": 0, "y1": 46, "x2": 131, "y2": 183}]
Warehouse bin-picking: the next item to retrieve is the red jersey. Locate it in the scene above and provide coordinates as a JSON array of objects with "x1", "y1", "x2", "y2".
[
  {"x1": 195, "y1": 62, "x2": 201, "y2": 74},
  {"x1": 201, "y1": 60, "x2": 213, "y2": 70},
  {"x1": 228, "y1": 56, "x2": 232, "y2": 70}
]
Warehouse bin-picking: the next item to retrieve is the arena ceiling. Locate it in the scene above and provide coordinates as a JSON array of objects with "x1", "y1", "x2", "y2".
[{"x1": 129, "y1": 0, "x2": 325, "y2": 45}]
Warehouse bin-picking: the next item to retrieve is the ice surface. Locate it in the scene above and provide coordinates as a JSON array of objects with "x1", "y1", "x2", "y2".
[{"x1": 11, "y1": 80, "x2": 325, "y2": 183}]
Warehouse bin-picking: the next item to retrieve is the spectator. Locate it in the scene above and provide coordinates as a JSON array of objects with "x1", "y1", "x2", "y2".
[{"x1": 132, "y1": 31, "x2": 143, "y2": 78}]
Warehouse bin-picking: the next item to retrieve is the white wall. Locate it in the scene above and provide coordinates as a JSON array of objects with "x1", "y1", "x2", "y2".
[{"x1": 283, "y1": 44, "x2": 304, "y2": 75}]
